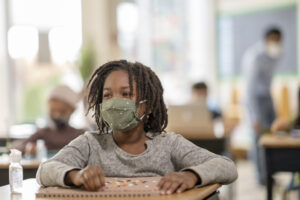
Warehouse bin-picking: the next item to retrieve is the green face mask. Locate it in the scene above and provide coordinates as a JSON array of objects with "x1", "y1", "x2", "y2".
[{"x1": 100, "y1": 98, "x2": 146, "y2": 132}]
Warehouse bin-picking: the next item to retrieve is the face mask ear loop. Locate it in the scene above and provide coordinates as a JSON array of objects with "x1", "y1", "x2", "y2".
[
  {"x1": 102, "y1": 118, "x2": 110, "y2": 131},
  {"x1": 133, "y1": 110, "x2": 146, "y2": 121},
  {"x1": 134, "y1": 99, "x2": 147, "y2": 121},
  {"x1": 139, "y1": 113, "x2": 146, "y2": 121},
  {"x1": 139, "y1": 100, "x2": 147, "y2": 104}
]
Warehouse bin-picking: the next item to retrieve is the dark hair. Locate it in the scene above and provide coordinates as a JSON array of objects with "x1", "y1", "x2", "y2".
[
  {"x1": 87, "y1": 60, "x2": 168, "y2": 134},
  {"x1": 264, "y1": 27, "x2": 282, "y2": 40},
  {"x1": 192, "y1": 82, "x2": 208, "y2": 91}
]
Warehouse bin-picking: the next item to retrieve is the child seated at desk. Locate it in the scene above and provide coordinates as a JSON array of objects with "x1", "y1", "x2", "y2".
[
  {"x1": 12, "y1": 85, "x2": 85, "y2": 156},
  {"x1": 191, "y1": 82, "x2": 222, "y2": 119},
  {"x1": 271, "y1": 86, "x2": 300, "y2": 133},
  {"x1": 36, "y1": 60, "x2": 238, "y2": 195}
]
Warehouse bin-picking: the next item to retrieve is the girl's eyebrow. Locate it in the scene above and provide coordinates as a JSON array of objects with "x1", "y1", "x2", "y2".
[{"x1": 103, "y1": 86, "x2": 130, "y2": 90}]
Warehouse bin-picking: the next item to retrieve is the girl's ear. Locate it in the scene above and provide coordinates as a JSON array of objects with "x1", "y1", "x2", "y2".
[{"x1": 147, "y1": 105, "x2": 152, "y2": 115}]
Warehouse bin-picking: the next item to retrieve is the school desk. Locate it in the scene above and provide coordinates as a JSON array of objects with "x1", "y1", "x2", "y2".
[
  {"x1": 175, "y1": 119, "x2": 236, "y2": 156},
  {"x1": 259, "y1": 134, "x2": 300, "y2": 200},
  {"x1": 0, "y1": 178, "x2": 220, "y2": 200},
  {"x1": 0, "y1": 160, "x2": 40, "y2": 186}
]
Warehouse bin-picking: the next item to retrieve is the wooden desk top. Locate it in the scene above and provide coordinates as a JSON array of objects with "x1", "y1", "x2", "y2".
[
  {"x1": 259, "y1": 134, "x2": 300, "y2": 148},
  {"x1": 0, "y1": 179, "x2": 220, "y2": 200},
  {"x1": 0, "y1": 160, "x2": 40, "y2": 169}
]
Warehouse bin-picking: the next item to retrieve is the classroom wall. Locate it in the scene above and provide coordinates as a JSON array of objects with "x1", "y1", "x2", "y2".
[
  {"x1": 80, "y1": 0, "x2": 300, "y2": 116},
  {"x1": 217, "y1": 0, "x2": 298, "y2": 13},
  {"x1": 217, "y1": 0, "x2": 300, "y2": 76},
  {"x1": 81, "y1": 0, "x2": 121, "y2": 67},
  {"x1": 81, "y1": 0, "x2": 221, "y2": 106}
]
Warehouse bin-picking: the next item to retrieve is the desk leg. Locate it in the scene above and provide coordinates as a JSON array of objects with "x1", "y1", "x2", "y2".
[{"x1": 267, "y1": 174, "x2": 273, "y2": 200}]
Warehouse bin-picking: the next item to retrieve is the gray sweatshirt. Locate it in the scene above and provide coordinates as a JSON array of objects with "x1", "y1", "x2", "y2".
[{"x1": 36, "y1": 131, "x2": 238, "y2": 187}]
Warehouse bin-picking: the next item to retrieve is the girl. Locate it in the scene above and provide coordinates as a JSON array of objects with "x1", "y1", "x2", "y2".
[{"x1": 36, "y1": 60, "x2": 238, "y2": 195}]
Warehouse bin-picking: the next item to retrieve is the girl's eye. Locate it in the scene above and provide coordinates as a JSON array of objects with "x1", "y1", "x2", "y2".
[
  {"x1": 122, "y1": 92, "x2": 129, "y2": 97},
  {"x1": 103, "y1": 93, "x2": 111, "y2": 98},
  {"x1": 122, "y1": 92, "x2": 134, "y2": 97}
]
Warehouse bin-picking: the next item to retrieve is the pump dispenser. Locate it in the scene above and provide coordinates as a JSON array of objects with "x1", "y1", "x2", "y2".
[{"x1": 9, "y1": 149, "x2": 23, "y2": 193}]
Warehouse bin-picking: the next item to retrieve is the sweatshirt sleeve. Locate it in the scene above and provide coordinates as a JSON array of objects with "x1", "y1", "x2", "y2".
[
  {"x1": 36, "y1": 133, "x2": 90, "y2": 187},
  {"x1": 170, "y1": 134, "x2": 238, "y2": 186}
]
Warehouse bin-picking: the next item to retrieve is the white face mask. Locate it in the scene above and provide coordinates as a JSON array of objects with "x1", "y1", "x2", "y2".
[{"x1": 266, "y1": 42, "x2": 282, "y2": 59}]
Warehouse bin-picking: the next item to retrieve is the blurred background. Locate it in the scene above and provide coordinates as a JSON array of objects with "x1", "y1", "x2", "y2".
[{"x1": 0, "y1": 0, "x2": 299, "y2": 199}]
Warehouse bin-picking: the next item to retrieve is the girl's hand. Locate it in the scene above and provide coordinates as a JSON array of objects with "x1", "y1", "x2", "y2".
[
  {"x1": 158, "y1": 171, "x2": 199, "y2": 195},
  {"x1": 65, "y1": 166, "x2": 105, "y2": 191}
]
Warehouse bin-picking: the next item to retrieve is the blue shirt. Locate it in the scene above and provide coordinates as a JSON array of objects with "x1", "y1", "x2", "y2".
[{"x1": 243, "y1": 42, "x2": 279, "y2": 125}]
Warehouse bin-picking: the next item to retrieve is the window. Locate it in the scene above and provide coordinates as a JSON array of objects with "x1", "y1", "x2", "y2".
[
  {"x1": 8, "y1": 0, "x2": 83, "y2": 126},
  {"x1": 8, "y1": 26, "x2": 39, "y2": 60}
]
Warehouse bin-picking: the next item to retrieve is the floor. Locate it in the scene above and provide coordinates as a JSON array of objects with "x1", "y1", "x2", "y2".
[{"x1": 219, "y1": 160, "x2": 299, "y2": 200}]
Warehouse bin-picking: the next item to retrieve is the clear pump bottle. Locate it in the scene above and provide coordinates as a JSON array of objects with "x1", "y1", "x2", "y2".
[
  {"x1": 36, "y1": 139, "x2": 47, "y2": 161},
  {"x1": 9, "y1": 149, "x2": 23, "y2": 193}
]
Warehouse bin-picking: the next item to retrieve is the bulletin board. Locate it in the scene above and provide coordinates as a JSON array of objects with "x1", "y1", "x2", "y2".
[{"x1": 217, "y1": 5, "x2": 298, "y2": 78}]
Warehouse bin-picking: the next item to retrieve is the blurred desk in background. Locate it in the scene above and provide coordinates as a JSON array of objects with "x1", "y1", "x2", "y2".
[
  {"x1": 166, "y1": 103, "x2": 238, "y2": 155},
  {"x1": 178, "y1": 119, "x2": 237, "y2": 155},
  {"x1": 0, "y1": 123, "x2": 37, "y2": 148},
  {"x1": 260, "y1": 134, "x2": 300, "y2": 200},
  {"x1": 176, "y1": 118, "x2": 237, "y2": 140},
  {"x1": 0, "y1": 160, "x2": 40, "y2": 186}
]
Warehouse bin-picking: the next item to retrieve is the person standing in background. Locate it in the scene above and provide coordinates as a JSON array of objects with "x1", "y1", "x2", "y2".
[
  {"x1": 13, "y1": 85, "x2": 85, "y2": 156},
  {"x1": 243, "y1": 27, "x2": 283, "y2": 185}
]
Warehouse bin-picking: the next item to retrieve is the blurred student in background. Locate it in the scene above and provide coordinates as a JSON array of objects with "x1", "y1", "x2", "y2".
[
  {"x1": 13, "y1": 85, "x2": 85, "y2": 156},
  {"x1": 191, "y1": 82, "x2": 222, "y2": 119},
  {"x1": 243, "y1": 27, "x2": 283, "y2": 185},
  {"x1": 271, "y1": 86, "x2": 300, "y2": 133}
]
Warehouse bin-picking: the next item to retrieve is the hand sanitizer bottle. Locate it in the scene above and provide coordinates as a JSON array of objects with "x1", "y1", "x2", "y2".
[
  {"x1": 36, "y1": 139, "x2": 48, "y2": 161},
  {"x1": 9, "y1": 149, "x2": 23, "y2": 193}
]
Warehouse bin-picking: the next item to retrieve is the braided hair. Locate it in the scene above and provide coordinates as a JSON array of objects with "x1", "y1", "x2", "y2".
[{"x1": 87, "y1": 60, "x2": 168, "y2": 134}]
